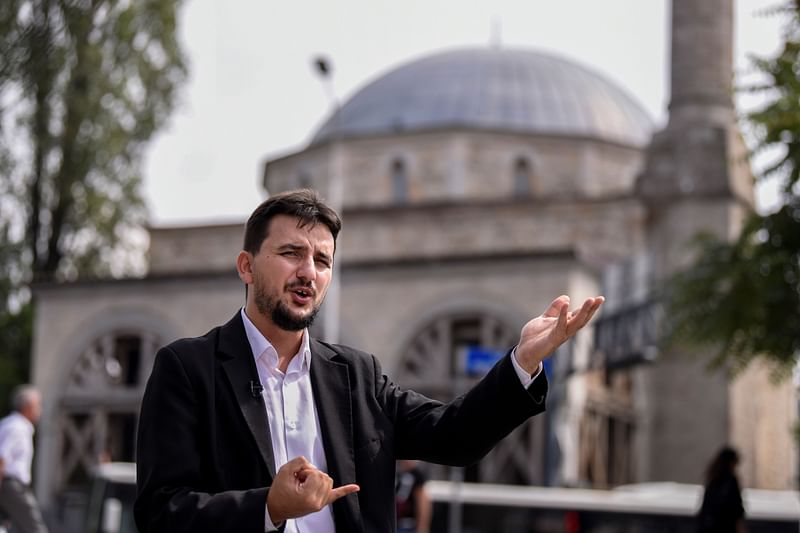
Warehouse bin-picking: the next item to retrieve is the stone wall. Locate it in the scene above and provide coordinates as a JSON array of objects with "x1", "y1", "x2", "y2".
[{"x1": 264, "y1": 129, "x2": 645, "y2": 207}]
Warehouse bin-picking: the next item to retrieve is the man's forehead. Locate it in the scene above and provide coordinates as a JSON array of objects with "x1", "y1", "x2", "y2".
[{"x1": 265, "y1": 215, "x2": 334, "y2": 246}]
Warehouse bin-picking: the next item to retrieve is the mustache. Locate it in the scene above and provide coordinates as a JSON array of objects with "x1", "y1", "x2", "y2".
[{"x1": 286, "y1": 281, "x2": 316, "y2": 296}]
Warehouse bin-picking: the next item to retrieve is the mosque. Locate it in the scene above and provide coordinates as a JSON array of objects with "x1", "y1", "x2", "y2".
[{"x1": 29, "y1": 0, "x2": 797, "y2": 518}]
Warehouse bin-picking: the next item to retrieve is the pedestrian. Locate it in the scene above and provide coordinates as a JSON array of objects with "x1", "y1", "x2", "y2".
[
  {"x1": 696, "y1": 446, "x2": 746, "y2": 533},
  {"x1": 0, "y1": 385, "x2": 48, "y2": 533},
  {"x1": 395, "y1": 460, "x2": 431, "y2": 533},
  {"x1": 134, "y1": 188, "x2": 604, "y2": 532}
]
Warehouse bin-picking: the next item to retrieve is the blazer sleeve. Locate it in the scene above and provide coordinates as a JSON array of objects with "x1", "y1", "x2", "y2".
[
  {"x1": 376, "y1": 348, "x2": 547, "y2": 465},
  {"x1": 134, "y1": 346, "x2": 271, "y2": 533}
]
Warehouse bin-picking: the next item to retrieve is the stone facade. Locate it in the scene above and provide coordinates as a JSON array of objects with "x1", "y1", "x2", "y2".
[{"x1": 265, "y1": 130, "x2": 645, "y2": 207}]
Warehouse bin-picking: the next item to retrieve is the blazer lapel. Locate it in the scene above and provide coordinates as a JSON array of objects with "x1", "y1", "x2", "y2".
[
  {"x1": 218, "y1": 312, "x2": 277, "y2": 480},
  {"x1": 310, "y1": 339, "x2": 362, "y2": 532}
]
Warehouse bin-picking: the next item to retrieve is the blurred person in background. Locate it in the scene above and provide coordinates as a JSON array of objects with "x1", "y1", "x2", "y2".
[
  {"x1": 696, "y1": 446, "x2": 746, "y2": 533},
  {"x1": 395, "y1": 460, "x2": 431, "y2": 533},
  {"x1": 0, "y1": 386, "x2": 48, "y2": 533}
]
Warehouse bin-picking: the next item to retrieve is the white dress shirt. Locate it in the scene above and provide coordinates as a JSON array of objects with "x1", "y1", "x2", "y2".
[
  {"x1": 241, "y1": 309, "x2": 542, "y2": 532},
  {"x1": 0, "y1": 412, "x2": 35, "y2": 485},
  {"x1": 242, "y1": 309, "x2": 334, "y2": 533}
]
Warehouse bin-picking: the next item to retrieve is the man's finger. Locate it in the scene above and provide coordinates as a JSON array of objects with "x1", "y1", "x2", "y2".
[
  {"x1": 579, "y1": 297, "x2": 604, "y2": 326},
  {"x1": 566, "y1": 297, "x2": 604, "y2": 335},
  {"x1": 285, "y1": 456, "x2": 311, "y2": 470},
  {"x1": 543, "y1": 295, "x2": 570, "y2": 318},
  {"x1": 295, "y1": 463, "x2": 319, "y2": 478},
  {"x1": 329, "y1": 484, "x2": 360, "y2": 503},
  {"x1": 584, "y1": 297, "x2": 604, "y2": 322},
  {"x1": 552, "y1": 298, "x2": 569, "y2": 341}
]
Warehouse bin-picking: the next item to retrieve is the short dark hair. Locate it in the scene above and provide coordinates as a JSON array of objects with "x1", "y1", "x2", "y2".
[{"x1": 243, "y1": 189, "x2": 342, "y2": 254}]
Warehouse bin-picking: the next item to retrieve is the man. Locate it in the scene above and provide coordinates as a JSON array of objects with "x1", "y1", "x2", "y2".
[
  {"x1": 0, "y1": 386, "x2": 48, "y2": 533},
  {"x1": 135, "y1": 189, "x2": 603, "y2": 533}
]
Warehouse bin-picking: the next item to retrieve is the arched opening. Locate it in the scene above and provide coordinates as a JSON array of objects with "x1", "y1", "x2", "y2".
[
  {"x1": 396, "y1": 311, "x2": 547, "y2": 485},
  {"x1": 57, "y1": 330, "x2": 159, "y2": 489}
]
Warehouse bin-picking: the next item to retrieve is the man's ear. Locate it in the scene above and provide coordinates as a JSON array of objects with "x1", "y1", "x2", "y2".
[{"x1": 236, "y1": 250, "x2": 254, "y2": 284}]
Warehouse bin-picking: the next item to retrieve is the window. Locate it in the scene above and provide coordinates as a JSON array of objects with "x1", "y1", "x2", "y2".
[
  {"x1": 391, "y1": 158, "x2": 408, "y2": 203},
  {"x1": 513, "y1": 157, "x2": 533, "y2": 197}
]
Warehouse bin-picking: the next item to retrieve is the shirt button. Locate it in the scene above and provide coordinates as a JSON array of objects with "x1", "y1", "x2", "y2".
[{"x1": 287, "y1": 421, "x2": 297, "y2": 429}]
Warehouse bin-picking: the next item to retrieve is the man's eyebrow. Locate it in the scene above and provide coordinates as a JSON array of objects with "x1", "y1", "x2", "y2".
[{"x1": 276, "y1": 243, "x2": 306, "y2": 251}]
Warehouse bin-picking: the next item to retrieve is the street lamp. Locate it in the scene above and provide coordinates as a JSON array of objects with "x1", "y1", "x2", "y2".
[{"x1": 313, "y1": 55, "x2": 343, "y2": 344}]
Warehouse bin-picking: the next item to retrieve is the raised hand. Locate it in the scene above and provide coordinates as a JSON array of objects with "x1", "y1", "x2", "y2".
[
  {"x1": 266, "y1": 456, "x2": 360, "y2": 524},
  {"x1": 515, "y1": 295, "x2": 604, "y2": 374}
]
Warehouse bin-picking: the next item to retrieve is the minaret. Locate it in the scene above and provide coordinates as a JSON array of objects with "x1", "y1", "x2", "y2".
[
  {"x1": 633, "y1": 0, "x2": 756, "y2": 484},
  {"x1": 669, "y1": 0, "x2": 735, "y2": 128},
  {"x1": 637, "y1": 0, "x2": 753, "y2": 276}
]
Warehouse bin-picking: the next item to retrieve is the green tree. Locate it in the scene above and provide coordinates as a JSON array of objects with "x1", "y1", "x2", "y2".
[
  {"x1": 668, "y1": 1, "x2": 800, "y2": 376},
  {"x1": 0, "y1": 0, "x2": 187, "y2": 410}
]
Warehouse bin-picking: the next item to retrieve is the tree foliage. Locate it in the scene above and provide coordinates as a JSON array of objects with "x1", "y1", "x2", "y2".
[
  {"x1": 668, "y1": 1, "x2": 800, "y2": 376},
  {"x1": 0, "y1": 0, "x2": 186, "y2": 399},
  {"x1": 1, "y1": 0, "x2": 186, "y2": 282}
]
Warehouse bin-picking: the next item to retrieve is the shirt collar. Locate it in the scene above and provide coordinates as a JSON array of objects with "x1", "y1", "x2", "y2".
[
  {"x1": 8, "y1": 412, "x2": 34, "y2": 434},
  {"x1": 240, "y1": 308, "x2": 311, "y2": 372}
]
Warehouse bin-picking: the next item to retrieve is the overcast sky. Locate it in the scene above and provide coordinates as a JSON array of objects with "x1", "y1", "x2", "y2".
[{"x1": 143, "y1": 0, "x2": 785, "y2": 225}]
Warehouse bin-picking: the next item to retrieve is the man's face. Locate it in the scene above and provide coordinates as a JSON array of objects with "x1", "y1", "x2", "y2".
[{"x1": 248, "y1": 214, "x2": 334, "y2": 331}]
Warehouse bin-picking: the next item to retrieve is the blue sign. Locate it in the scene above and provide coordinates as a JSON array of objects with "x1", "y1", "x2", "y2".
[
  {"x1": 464, "y1": 346, "x2": 505, "y2": 376},
  {"x1": 542, "y1": 356, "x2": 552, "y2": 377}
]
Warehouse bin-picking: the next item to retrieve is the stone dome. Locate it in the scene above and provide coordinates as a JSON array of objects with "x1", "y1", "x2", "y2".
[{"x1": 312, "y1": 47, "x2": 653, "y2": 147}]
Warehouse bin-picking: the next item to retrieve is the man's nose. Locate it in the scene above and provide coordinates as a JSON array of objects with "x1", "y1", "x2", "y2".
[{"x1": 296, "y1": 255, "x2": 317, "y2": 281}]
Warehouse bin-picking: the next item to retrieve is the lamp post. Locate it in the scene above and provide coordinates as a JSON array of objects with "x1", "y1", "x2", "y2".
[{"x1": 313, "y1": 56, "x2": 343, "y2": 344}]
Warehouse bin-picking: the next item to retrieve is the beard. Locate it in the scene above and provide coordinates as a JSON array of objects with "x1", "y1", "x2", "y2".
[{"x1": 253, "y1": 276, "x2": 321, "y2": 332}]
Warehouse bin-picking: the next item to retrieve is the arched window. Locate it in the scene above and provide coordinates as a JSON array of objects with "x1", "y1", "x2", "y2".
[
  {"x1": 513, "y1": 157, "x2": 534, "y2": 197},
  {"x1": 391, "y1": 158, "x2": 408, "y2": 203}
]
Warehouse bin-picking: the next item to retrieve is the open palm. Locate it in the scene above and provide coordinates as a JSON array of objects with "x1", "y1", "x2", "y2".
[{"x1": 516, "y1": 295, "x2": 604, "y2": 373}]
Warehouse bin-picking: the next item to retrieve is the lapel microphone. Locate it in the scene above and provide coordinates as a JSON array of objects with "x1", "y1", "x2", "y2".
[{"x1": 249, "y1": 380, "x2": 263, "y2": 398}]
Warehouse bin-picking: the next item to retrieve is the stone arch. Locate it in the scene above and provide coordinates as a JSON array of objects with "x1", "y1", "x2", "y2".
[
  {"x1": 394, "y1": 300, "x2": 548, "y2": 486},
  {"x1": 395, "y1": 308, "x2": 518, "y2": 399},
  {"x1": 388, "y1": 296, "x2": 525, "y2": 377},
  {"x1": 36, "y1": 306, "x2": 178, "y2": 507}
]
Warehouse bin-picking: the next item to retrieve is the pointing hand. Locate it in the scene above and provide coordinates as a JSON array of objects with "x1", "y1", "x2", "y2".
[{"x1": 266, "y1": 456, "x2": 360, "y2": 524}]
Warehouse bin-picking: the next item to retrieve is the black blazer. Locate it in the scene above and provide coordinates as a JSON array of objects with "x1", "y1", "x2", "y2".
[{"x1": 134, "y1": 312, "x2": 548, "y2": 533}]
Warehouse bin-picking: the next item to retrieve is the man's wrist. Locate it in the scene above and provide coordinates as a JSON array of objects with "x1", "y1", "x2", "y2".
[
  {"x1": 510, "y1": 347, "x2": 542, "y2": 387},
  {"x1": 264, "y1": 497, "x2": 283, "y2": 531}
]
